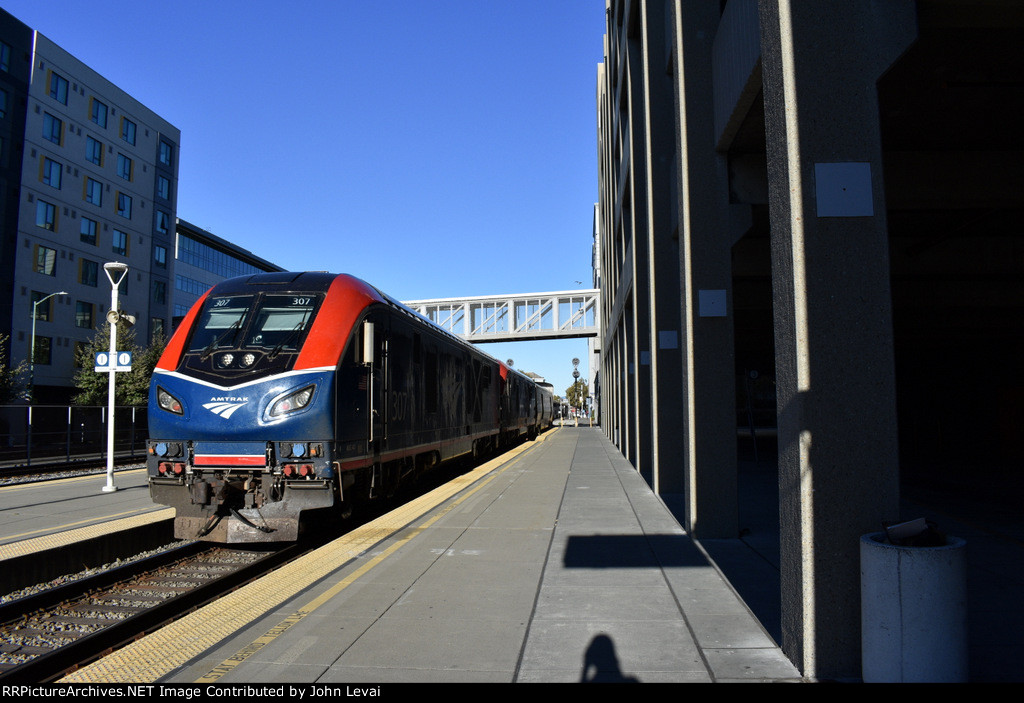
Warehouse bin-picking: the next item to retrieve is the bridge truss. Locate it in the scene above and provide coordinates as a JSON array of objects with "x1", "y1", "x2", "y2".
[{"x1": 402, "y1": 289, "x2": 600, "y2": 343}]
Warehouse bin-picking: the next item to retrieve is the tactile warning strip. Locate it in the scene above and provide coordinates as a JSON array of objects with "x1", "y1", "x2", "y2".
[
  {"x1": 60, "y1": 436, "x2": 548, "y2": 683},
  {"x1": 0, "y1": 508, "x2": 175, "y2": 560}
]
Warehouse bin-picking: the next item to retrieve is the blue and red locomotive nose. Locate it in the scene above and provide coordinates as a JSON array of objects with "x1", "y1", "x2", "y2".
[{"x1": 148, "y1": 369, "x2": 335, "y2": 441}]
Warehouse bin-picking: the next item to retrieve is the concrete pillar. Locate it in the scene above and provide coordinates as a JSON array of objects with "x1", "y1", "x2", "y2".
[
  {"x1": 623, "y1": 297, "x2": 638, "y2": 468},
  {"x1": 758, "y1": 0, "x2": 916, "y2": 679},
  {"x1": 625, "y1": 27, "x2": 654, "y2": 483},
  {"x1": 639, "y1": 1, "x2": 686, "y2": 495},
  {"x1": 671, "y1": 1, "x2": 739, "y2": 537}
]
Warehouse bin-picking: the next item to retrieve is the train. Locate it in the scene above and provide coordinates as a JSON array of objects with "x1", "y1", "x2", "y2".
[{"x1": 145, "y1": 272, "x2": 554, "y2": 543}]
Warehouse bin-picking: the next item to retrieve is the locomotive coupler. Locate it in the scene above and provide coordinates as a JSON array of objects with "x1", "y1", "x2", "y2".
[{"x1": 190, "y1": 479, "x2": 209, "y2": 505}]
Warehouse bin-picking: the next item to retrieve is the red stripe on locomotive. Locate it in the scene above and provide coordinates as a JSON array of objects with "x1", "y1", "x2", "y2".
[
  {"x1": 193, "y1": 455, "x2": 266, "y2": 467},
  {"x1": 293, "y1": 274, "x2": 384, "y2": 370},
  {"x1": 157, "y1": 288, "x2": 211, "y2": 371}
]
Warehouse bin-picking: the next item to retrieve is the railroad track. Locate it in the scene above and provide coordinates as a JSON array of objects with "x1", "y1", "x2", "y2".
[
  {"x1": 0, "y1": 456, "x2": 143, "y2": 483},
  {"x1": 0, "y1": 540, "x2": 306, "y2": 683}
]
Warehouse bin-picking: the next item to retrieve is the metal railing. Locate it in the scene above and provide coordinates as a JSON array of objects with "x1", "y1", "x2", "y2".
[
  {"x1": 403, "y1": 289, "x2": 600, "y2": 343},
  {"x1": 0, "y1": 404, "x2": 148, "y2": 468}
]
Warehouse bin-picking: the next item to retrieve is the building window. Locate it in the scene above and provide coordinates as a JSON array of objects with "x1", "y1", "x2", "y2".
[
  {"x1": 35, "y1": 199, "x2": 57, "y2": 230},
  {"x1": 157, "y1": 175, "x2": 171, "y2": 200},
  {"x1": 158, "y1": 140, "x2": 173, "y2": 166},
  {"x1": 80, "y1": 258, "x2": 98, "y2": 287},
  {"x1": 42, "y1": 157, "x2": 62, "y2": 189},
  {"x1": 32, "y1": 337, "x2": 52, "y2": 365},
  {"x1": 34, "y1": 245, "x2": 57, "y2": 276},
  {"x1": 84, "y1": 178, "x2": 102, "y2": 206},
  {"x1": 0, "y1": 42, "x2": 10, "y2": 72},
  {"x1": 176, "y1": 274, "x2": 209, "y2": 297},
  {"x1": 116, "y1": 192, "x2": 132, "y2": 219},
  {"x1": 0, "y1": 88, "x2": 7, "y2": 119},
  {"x1": 151, "y1": 318, "x2": 165, "y2": 342},
  {"x1": 43, "y1": 113, "x2": 63, "y2": 145},
  {"x1": 117, "y1": 153, "x2": 133, "y2": 181},
  {"x1": 90, "y1": 98, "x2": 108, "y2": 128},
  {"x1": 30, "y1": 291, "x2": 54, "y2": 322},
  {"x1": 152, "y1": 280, "x2": 167, "y2": 305},
  {"x1": 121, "y1": 117, "x2": 136, "y2": 145},
  {"x1": 75, "y1": 301, "x2": 94, "y2": 328},
  {"x1": 112, "y1": 229, "x2": 129, "y2": 256},
  {"x1": 80, "y1": 217, "x2": 98, "y2": 245},
  {"x1": 85, "y1": 136, "x2": 103, "y2": 166},
  {"x1": 48, "y1": 71, "x2": 68, "y2": 104},
  {"x1": 177, "y1": 235, "x2": 266, "y2": 279},
  {"x1": 154, "y1": 244, "x2": 167, "y2": 268},
  {"x1": 156, "y1": 211, "x2": 170, "y2": 234}
]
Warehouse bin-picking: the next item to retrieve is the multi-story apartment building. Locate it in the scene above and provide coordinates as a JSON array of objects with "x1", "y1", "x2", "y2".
[
  {"x1": 0, "y1": 10, "x2": 32, "y2": 351},
  {"x1": 2, "y1": 8, "x2": 180, "y2": 402}
]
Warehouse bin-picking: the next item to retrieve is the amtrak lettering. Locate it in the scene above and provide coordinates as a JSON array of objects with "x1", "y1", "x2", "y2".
[{"x1": 203, "y1": 397, "x2": 249, "y2": 419}]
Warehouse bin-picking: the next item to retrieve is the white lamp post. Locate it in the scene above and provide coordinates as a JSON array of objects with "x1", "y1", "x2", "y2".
[
  {"x1": 29, "y1": 290, "x2": 68, "y2": 402},
  {"x1": 572, "y1": 357, "x2": 580, "y2": 427},
  {"x1": 101, "y1": 262, "x2": 129, "y2": 493}
]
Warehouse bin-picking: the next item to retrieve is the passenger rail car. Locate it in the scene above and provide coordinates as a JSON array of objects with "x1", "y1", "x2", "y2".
[{"x1": 147, "y1": 272, "x2": 553, "y2": 543}]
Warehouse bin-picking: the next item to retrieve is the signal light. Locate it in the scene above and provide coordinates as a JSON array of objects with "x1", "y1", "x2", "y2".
[{"x1": 281, "y1": 463, "x2": 315, "y2": 477}]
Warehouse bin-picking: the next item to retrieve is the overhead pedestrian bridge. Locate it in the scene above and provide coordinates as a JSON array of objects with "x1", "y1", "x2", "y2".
[{"x1": 402, "y1": 289, "x2": 600, "y2": 343}]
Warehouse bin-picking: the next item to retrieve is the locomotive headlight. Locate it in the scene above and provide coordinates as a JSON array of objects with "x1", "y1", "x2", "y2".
[
  {"x1": 156, "y1": 387, "x2": 184, "y2": 415},
  {"x1": 269, "y1": 385, "x2": 315, "y2": 417},
  {"x1": 219, "y1": 353, "x2": 235, "y2": 367},
  {"x1": 241, "y1": 353, "x2": 257, "y2": 367}
]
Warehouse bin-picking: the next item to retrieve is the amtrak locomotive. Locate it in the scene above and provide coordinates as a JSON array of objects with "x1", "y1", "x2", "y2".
[{"x1": 147, "y1": 272, "x2": 554, "y2": 543}]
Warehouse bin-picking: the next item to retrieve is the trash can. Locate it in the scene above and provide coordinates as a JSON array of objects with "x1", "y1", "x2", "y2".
[{"x1": 860, "y1": 522, "x2": 967, "y2": 682}]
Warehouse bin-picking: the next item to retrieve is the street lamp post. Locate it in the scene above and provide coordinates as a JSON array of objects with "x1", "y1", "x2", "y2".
[
  {"x1": 572, "y1": 357, "x2": 580, "y2": 427},
  {"x1": 29, "y1": 290, "x2": 68, "y2": 402},
  {"x1": 102, "y1": 262, "x2": 129, "y2": 493}
]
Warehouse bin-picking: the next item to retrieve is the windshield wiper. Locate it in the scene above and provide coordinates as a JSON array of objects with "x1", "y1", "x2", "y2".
[
  {"x1": 267, "y1": 316, "x2": 309, "y2": 361},
  {"x1": 200, "y1": 318, "x2": 243, "y2": 361}
]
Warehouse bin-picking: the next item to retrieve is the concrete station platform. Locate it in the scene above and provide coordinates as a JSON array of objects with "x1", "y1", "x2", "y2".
[
  {"x1": 0, "y1": 467, "x2": 160, "y2": 547},
  {"x1": 29, "y1": 427, "x2": 799, "y2": 684},
  {"x1": 3, "y1": 427, "x2": 1020, "y2": 683}
]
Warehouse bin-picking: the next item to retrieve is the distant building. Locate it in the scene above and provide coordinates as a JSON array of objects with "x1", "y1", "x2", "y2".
[{"x1": 172, "y1": 218, "x2": 283, "y2": 328}]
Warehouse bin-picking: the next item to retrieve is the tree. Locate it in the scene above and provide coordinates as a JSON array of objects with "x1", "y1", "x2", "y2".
[
  {"x1": 564, "y1": 381, "x2": 589, "y2": 412},
  {"x1": 72, "y1": 323, "x2": 166, "y2": 406},
  {"x1": 0, "y1": 334, "x2": 27, "y2": 403}
]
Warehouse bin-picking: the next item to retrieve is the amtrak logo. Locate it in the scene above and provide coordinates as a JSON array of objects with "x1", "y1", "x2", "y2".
[{"x1": 203, "y1": 397, "x2": 249, "y2": 419}]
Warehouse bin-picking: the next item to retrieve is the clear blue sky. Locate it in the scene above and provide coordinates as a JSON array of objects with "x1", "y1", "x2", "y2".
[{"x1": 5, "y1": 0, "x2": 605, "y2": 397}]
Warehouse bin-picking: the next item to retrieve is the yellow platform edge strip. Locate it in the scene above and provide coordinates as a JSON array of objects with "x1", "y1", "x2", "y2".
[{"x1": 0, "y1": 508, "x2": 175, "y2": 561}]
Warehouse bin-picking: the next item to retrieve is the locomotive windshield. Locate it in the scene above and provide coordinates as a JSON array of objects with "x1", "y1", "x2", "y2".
[
  {"x1": 245, "y1": 295, "x2": 317, "y2": 353},
  {"x1": 186, "y1": 293, "x2": 322, "y2": 372},
  {"x1": 189, "y1": 296, "x2": 252, "y2": 354}
]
